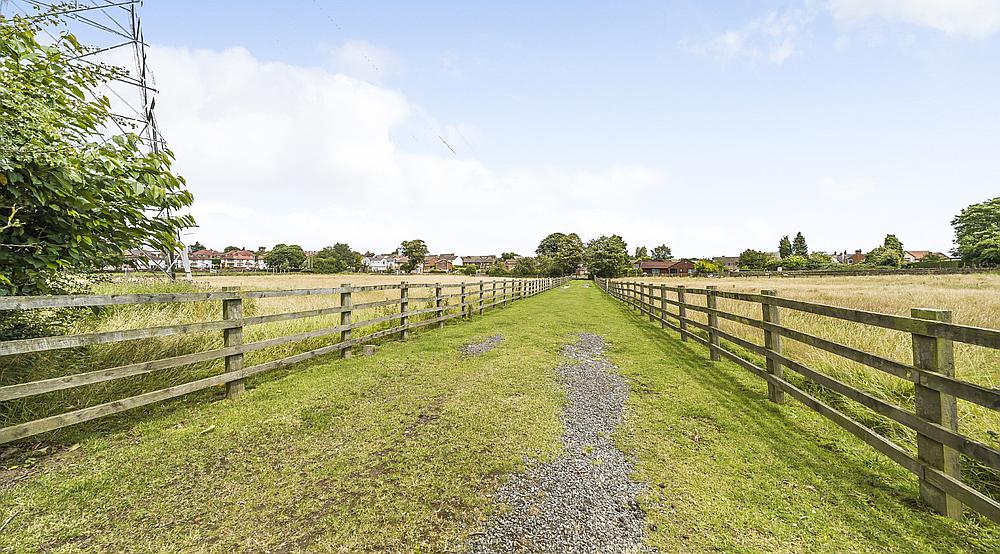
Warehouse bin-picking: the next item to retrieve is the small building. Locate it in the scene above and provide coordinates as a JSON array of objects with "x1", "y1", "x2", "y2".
[
  {"x1": 903, "y1": 250, "x2": 948, "y2": 264},
  {"x1": 634, "y1": 259, "x2": 695, "y2": 276},
  {"x1": 575, "y1": 264, "x2": 589, "y2": 278},
  {"x1": 462, "y1": 255, "x2": 498, "y2": 270},
  {"x1": 221, "y1": 249, "x2": 257, "y2": 270},
  {"x1": 712, "y1": 256, "x2": 740, "y2": 271},
  {"x1": 189, "y1": 249, "x2": 223, "y2": 271},
  {"x1": 847, "y1": 250, "x2": 866, "y2": 265}
]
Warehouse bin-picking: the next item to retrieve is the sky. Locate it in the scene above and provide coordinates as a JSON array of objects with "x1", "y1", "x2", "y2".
[{"x1": 44, "y1": 1, "x2": 1000, "y2": 256}]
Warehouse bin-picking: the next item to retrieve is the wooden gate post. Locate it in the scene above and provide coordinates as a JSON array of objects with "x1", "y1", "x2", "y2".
[
  {"x1": 461, "y1": 282, "x2": 469, "y2": 319},
  {"x1": 647, "y1": 283, "x2": 655, "y2": 322},
  {"x1": 400, "y1": 282, "x2": 409, "y2": 340},
  {"x1": 761, "y1": 290, "x2": 784, "y2": 403},
  {"x1": 491, "y1": 281, "x2": 497, "y2": 311},
  {"x1": 677, "y1": 285, "x2": 688, "y2": 341},
  {"x1": 340, "y1": 283, "x2": 352, "y2": 358},
  {"x1": 222, "y1": 287, "x2": 245, "y2": 399},
  {"x1": 479, "y1": 281, "x2": 485, "y2": 315},
  {"x1": 435, "y1": 283, "x2": 444, "y2": 329},
  {"x1": 707, "y1": 286, "x2": 721, "y2": 361},
  {"x1": 659, "y1": 285, "x2": 668, "y2": 329},
  {"x1": 912, "y1": 308, "x2": 962, "y2": 520}
]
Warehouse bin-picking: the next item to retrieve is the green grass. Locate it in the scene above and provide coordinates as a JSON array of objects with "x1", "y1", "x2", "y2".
[{"x1": 2, "y1": 281, "x2": 998, "y2": 552}]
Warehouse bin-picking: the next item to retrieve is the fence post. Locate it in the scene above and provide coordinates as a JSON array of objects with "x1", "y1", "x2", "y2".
[
  {"x1": 677, "y1": 285, "x2": 688, "y2": 341},
  {"x1": 479, "y1": 281, "x2": 485, "y2": 315},
  {"x1": 911, "y1": 308, "x2": 962, "y2": 520},
  {"x1": 659, "y1": 285, "x2": 667, "y2": 329},
  {"x1": 707, "y1": 285, "x2": 720, "y2": 361},
  {"x1": 340, "y1": 283, "x2": 352, "y2": 358},
  {"x1": 435, "y1": 283, "x2": 444, "y2": 329},
  {"x1": 400, "y1": 281, "x2": 409, "y2": 340},
  {"x1": 760, "y1": 290, "x2": 784, "y2": 403},
  {"x1": 461, "y1": 282, "x2": 469, "y2": 319},
  {"x1": 491, "y1": 281, "x2": 497, "y2": 311},
  {"x1": 647, "y1": 283, "x2": 655, "y2": 322},
  {"x1": 222, "y1": 287, "x2": 244, "y2": 399}
]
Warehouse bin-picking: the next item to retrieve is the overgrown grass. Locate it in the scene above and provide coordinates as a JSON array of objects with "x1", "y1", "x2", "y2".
[
  {"x1": 625, "y1": 274, "x2": 1000, "y2": 500},
  {"x1": 0, "y1": 275, "x2": 509, "y2": 431},
  {"x1": 2, "y1": 281, "x2": 996, "y2": 552}
]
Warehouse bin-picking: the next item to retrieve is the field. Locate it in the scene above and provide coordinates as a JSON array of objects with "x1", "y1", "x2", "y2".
[
  {"x1": 622, "y1": 273, "x2": 1000, "y2": 496},
  {"x1": 3, "y1": 281, "x2": 997, "y2": 552},
  {"x1": 0, "y1": 273, "x2": 515, "y2": 435}
]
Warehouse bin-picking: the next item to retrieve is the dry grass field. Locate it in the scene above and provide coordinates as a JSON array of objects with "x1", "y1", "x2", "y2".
[
  {"x1": 622, "y1": 273, "x2": 1000, "y2": 494},
  {"x1": 0, "y1": 273, "x2": 518, "y2": 434}
]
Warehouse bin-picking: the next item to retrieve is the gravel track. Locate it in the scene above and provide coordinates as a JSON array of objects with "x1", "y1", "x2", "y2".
[
  {"x1": 461, "y1": 335, "x2": 504, "y2": 357},
  {"x1": 468, "y1": 333, "x2": 648, "y2": 553}
]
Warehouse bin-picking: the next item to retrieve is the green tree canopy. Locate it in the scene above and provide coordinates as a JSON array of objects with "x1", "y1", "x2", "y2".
[
  {"x1": 952, "y1": 197, "x2": 1000, "y2": 265},
  {"x1": 399, "y1": 239, "x2": 428, "y2": 273},
  {"x1": 189, "y1": 241, "x2": 206, "y2": 251},
  {"x1": 313, "y1": 243, "x2": 360, "y2": 273},
  {"x1": 778, "y1": 236, "x2": 792, "y2": 259},
  {"x1": 549, "y1": 233, "x2": 584, "y2": 275},
  {"x1": 224, "y1": 246, "x2": 242, "y2": 253},
  {"x1": 535, "y1": 232, "x2": 567, "y2": 256},
  {"x1": 584, "y1": 235, "x2": 630, "y2": 278},
  {"x1": 512, "y1": 257, "x2": 539, "y2": 276},
  {"x1": 694, "y1": 260, "x2": 721, "y2": 274},
  {"x1": 634, "y1": 246, "x2": 649, "y2": 260},
  {"x1": 1, "y1": 11, "x2": 194, "y2": 295},
  {"x1": 792, "y1": 232, "x2": 808, "y2": 256},
  {"x1": 738, "y1": 249, "x2": 775, "y2": 270},
  {"x1": 500, "y1": 252, "x2": 518, "y2": 260},
  {"x1": 651, "y1": 244, "x2": 672, "y2": 260},
  {"x1": 265, "y1": 244, "x2": 306, "y2": 270},
  {"x1": 865, "y1": 235, "x2": 905, "y2": 268}
]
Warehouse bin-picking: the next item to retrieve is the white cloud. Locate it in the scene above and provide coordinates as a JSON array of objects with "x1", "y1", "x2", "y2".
[
  {"x1": 827, "y1": 0, "x2": 1000, "y2": 38},
  {"x1": 684, "y1": 8, "x2": 815, "y2": 64},
  {"x1": 146, "y1": 44, "x2": 686, "y2": 255}
]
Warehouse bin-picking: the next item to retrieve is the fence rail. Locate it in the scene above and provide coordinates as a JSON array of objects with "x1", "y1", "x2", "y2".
[
  {"x1": 597, "y1": 278, "x2": 1000, "y2": 524},
  {"x1": 0, "y1": 277, "x2": 569, "y2": 444}
]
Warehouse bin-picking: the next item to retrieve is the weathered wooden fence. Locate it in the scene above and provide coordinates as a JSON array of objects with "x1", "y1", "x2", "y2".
[
  {"x1": 597, "y1": 278, "x2": 1000, "y2": 524},
  {"x1": 0, "y1": 277, "x2": 569, "y2": 444}
]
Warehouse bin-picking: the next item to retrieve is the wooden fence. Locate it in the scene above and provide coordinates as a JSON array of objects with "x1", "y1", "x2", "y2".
[
  {"x1": 597, "y1": 278, "x2": 1000, "y2": 524},
  {"x1": 0, "y1": 277, "x2": 569, "y2": 445}
]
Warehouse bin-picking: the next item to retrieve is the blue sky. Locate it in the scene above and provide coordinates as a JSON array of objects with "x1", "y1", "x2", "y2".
[{"x1": 96, "y1": 2, "x2": 1000, "y2": 255}]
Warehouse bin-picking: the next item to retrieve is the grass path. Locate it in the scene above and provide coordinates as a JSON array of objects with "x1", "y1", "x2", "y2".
[{"x1": 2, "y1": 281, "x2": 998, "y2": 552}]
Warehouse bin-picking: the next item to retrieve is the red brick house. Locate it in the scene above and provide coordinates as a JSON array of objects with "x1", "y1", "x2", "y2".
[
  {"x1": 634, "y1": 259, "x2": 695, "y2": 276},
  {"x1": 462, "y1": 255, "x2": 497, "y2": 270}
]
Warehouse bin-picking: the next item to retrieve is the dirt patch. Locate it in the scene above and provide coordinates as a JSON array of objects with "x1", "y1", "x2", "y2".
[{"x1": 460, "y1": 335, "x2": 504, "y2": 357}]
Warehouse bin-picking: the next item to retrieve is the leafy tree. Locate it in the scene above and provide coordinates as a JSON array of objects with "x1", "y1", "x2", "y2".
[
  {"x1": 460, "y1": 265, "x2": 477, "y2": 276},
  {"x1": 792, "y1": 232, "x2": 808, "y2": 257},
  {"x1": 513, "y1": 257, "x2": 539, "y2": 276},
  {"x1": 768, "y1": 254, "x2": 809, "y2": 270},
  {"x1": 550, "y1": 233, "x2": 584, "y2": 275},
  {"x1": 807, "y1": 252, "x2": 834, "y2": 269},
  {"x1": 634, "y1": 246, "x2": 650, "y2": 260},
  {"x1": 399, "y1": 239, "x2": 428, "y2": 273},
  {"x1": 1, "y1": 12, "x2": 193, "y2": 295},
  {"x1": 779, "y1": 236, "x2": 792, "y2": 259},
  {"x1": 224, "y1": 246, "x2": 242, "y2": 253},
  {"x1": 651, "y1": 244, "x2": 672, "y2": 260},
  {"x1": 536, "y1": 232, "x2": 567, "y2": 256},
  {"x1": 500, "y1": 252, "x2": 517, "y2": 260},
  {"x1": 313, "y1": 243, "x2": 360, "y2": 273},
  {"x1": 738, "y1": 249, "x2": 775, "y2": 270},
  {"x1": 486, "y1": 262, "x2": 509, "y2": 276},
  {"x1": 865, "y1": 235, "x2": 905, "y2": 268},
  {"x1": 694, "y1": 260, "x2": 721, "y2": 274},
  {"x1": 584, "y1": 235, "x2": 631, "y2": 278},
  {"x1": 189, "y1": 241, "x2": 206, "y2": 251},
  {"x1": 952, "y1": 197, "x2": 1000, "y2": 265},
  {"x1": 922, "y1": 252, "x2": 947, "y2": 262},
  {"x1": 265, "y1": 244, "x2": 306, "y2": 270}
]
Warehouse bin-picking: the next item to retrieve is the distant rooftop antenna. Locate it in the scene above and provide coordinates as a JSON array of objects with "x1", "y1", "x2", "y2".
[{"x1": 1, "y1": 0, "x2": 192, "y2": 280}]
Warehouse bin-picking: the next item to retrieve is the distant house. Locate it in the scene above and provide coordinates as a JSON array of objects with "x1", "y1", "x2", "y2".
[
  {"x1": 847, "y1": 250, "x2": 867, "y2": 265},
  {"x1": 122, "y1": 248, "x2": 167, "y2": 272},
  {"x1": 364, "y1": 254, "x2": 397, "y2": 273},
  {"x1": 462, "y1": 255, "x2": 498, "y2": 270},
  {"x1": 504, "y1": 257, "x2": 521, "y2": 271},
  {"x1": 189, "y1": 249, "x2": 223, "y2": 271},
  {"x1": 712, "y1": 256, "x2": 740, "y2": 271},
  {"x1": 575, "y1": 264, "x2": 589, "y2": 278},
  {"x1": 221, "y1": 249, "x2": 257, "y2": 270},
  {"x1": 903, "y1": 250, "x2": 948, "y2": 264},
  {"x1": 634, "y1": 259, "x2": 695, "y2": 276},
  {"x1": 425, "y1": 253, "x2": 461, "y2": 272}
]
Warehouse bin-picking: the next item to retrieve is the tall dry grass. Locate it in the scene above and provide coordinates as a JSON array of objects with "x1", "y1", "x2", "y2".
[
  {"x1": 623, "y1": 273, "x2": 1000, "y2": 495},
  {"x1": 0, "y1": 274, "x2": 516, "y2": 431}
]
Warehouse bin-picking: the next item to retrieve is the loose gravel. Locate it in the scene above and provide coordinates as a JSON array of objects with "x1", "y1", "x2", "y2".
[
  {"x1": 461, "y1": 335, "x2": 504, "y2": 357},
  {"x1": 468, "y1": 333, "x2": 648, "y2": 553}
]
